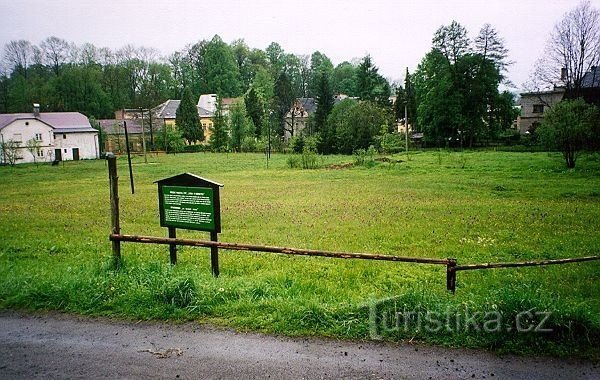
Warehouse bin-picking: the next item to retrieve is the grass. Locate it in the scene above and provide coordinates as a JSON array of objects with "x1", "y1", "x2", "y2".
[{"x1": 0, "y1": 150, "x2": 599, "y2": 358}]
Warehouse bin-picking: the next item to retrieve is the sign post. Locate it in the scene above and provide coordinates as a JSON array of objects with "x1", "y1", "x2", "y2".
[{"x1": 155, "y1": 173, "x2": 223, "y2": 275}]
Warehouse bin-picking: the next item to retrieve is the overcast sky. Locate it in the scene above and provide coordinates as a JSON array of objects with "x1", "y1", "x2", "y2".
[{"x1": 1, "y1": 0, "x2": 597, "y2": 92}]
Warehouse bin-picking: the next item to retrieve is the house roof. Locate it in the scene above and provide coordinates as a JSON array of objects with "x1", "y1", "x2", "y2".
[
  {"x1": 582, "y1": 66, "x2": 600, "y2": 88},
  {"x1": 97, "y1": 119, "x2": 143, "y2": 134},
  {"x1": 153, "y1": 99, "x2": 214, "y2": 119},
  {"x1": 154, "y1": 100, "x2": 181, "y2": 119},
  {"x1": 297, "y1": 98, "x2": 317, "y2": 114},
  {"x1": 0, "y1": 112, "x2": 97, "y2": 133}
]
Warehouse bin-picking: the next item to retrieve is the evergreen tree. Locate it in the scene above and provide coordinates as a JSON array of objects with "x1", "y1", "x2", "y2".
[
  {"x1": 209, "y1": 96, "x2": 229, "y2": 151},
  {"x1": 244, "y1": 86, "x2": 264, "y2": 137},
  {"x1": 273, "y1": 72, "x2": 295, "y2": 137},
  {"x1": 314, "y1": 71, "x2": 334, "y2": 134},
  {"x1": 356, "y1": 55, "x2": 391, "y2": 106},
  {"x1": 176, "y1": 87, "x2": 202, "y2": 144},
  {"x1": 229, "y1": 101, "x2": 251, "y2": 152}
]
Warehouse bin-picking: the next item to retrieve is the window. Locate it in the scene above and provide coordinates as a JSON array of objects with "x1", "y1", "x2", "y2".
[
  {"x1": 64, "y1": 149, "x2": 67, "y2": 153},
  {"x1": 533, "y1": 104, "x2": 544, "y2": 114},
  {"x1": 63, "y1": 134, "x2": 67, "y2": 139},
  {"x1": 37, "y1": 149, "x2": 44, "y2": 157},
  {"x1": 35, "y1": 133, "x2": 43, "y2": 141},
  {"x1": 25, "y1": 122, "x2": 29, "y2": 126}
]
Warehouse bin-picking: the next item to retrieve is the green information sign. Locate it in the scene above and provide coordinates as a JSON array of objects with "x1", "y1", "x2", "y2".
[{"x1": 161, "y1": 185, "x2": 215, "y2": 231}]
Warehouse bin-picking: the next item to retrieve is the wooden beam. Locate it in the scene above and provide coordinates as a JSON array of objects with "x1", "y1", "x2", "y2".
[{"x1": 109, "y1": 234, "x2": 450, "y2": 265}]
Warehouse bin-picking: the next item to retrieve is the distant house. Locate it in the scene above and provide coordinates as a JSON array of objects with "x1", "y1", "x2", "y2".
[
  {"x1": 153, "y1": 99, "x2": 214, "y2": 143},
  {"x1": 284, "y1": 98, "x2": 317, "y2": 141},
  {"x1": 517, "y1": 88, "x2": 565, "y2": 134},
  {"x1": 197, "y1": 94, "x2": 241, "y2": 116},
  {"x1": 517, "y1": 66, "x2": 600, "y2": 134},
  {"x1": 97, "y1": 119, "x2": 144, "y2": 153},
  {"x1": 0, "y1": 105, "x2": 99, "y2": 164},
  {"x1": 580, "y1": 66, "x2": 600, "y2": 106}
]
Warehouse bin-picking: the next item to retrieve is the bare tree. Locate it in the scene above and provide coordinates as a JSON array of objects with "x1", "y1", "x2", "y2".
[
  {"x1": 529, "y1": 1, "x2": 600, "y2": 96},
  {"x1": 40, "y1": 36, "x2": 71, "y2": 75},
  {"x1": 475, "y1": 23, "x2": 512, "y2": 78},
  {"x1": 0, "y1": 139, "x2": 20, "y2": 166},
  {"x1": 2, "y1": 40, "x2": 36, "y2": 77}
]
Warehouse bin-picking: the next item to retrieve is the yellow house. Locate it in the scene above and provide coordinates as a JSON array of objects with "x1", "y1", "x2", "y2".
[{"x1": 152, "y1": 99, "x2": 214, "y2": 143}]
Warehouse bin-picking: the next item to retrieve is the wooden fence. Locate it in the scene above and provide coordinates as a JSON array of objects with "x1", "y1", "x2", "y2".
[{"x1": 106, "y1": 155, "x2": 599, "y2": 293}]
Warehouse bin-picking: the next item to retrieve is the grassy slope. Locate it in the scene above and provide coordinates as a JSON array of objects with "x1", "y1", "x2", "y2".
[{"x1": 0, "y1": 151, "x2": 598, "y2": 357}]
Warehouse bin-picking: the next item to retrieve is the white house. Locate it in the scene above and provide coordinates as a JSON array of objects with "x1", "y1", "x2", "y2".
[{"x1": 0, "y1": 105, "x2": 99, "y2": 164}]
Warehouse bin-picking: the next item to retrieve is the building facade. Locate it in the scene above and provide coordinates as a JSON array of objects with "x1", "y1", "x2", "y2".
[{"x1": 0, "y1": 107, "x2": 99, "y2": 164}]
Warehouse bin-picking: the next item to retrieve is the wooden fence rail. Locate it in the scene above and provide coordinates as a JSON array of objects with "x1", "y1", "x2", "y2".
[
  {"x1": 109, "y1": 233, "x2": 451, "y2": 265},
  {"x1": 454, "y1": 256, "x2": 600, "y2": 271}
]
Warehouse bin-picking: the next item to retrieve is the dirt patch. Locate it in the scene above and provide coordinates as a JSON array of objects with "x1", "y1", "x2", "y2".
[{"x1": 328, "y1": 162, "x2": 354, "y2": 170}]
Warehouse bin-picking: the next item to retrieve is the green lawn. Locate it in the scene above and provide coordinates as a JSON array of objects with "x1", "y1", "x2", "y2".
[{"x1": 0, "y1": 151, "x2": 599, "y2": 357}]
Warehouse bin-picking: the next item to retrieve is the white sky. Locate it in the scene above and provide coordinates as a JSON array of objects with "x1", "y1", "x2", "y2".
[{"x1": 1, "y1": 0, "x2": 598, "y2": 92}]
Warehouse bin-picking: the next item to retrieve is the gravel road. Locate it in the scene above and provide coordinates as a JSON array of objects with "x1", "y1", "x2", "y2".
[{"x1": 0, "y1": 311, "x2": 597, "y2": 379}]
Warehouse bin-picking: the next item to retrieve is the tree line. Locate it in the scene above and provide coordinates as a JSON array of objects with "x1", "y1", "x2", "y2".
[{"x1": 0, "y1": 22, "x2": 520, "y2": 154}]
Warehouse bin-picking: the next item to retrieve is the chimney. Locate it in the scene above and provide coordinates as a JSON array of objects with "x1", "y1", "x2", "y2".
[
  {"x1": 560, "y1": 68, "x2": 568, "y2": 81},
  {"x1": 33, "y1": 103, "x2": 40, "y2": 116}
]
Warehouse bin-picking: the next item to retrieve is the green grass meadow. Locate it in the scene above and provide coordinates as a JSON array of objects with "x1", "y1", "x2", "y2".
[{"x1": 1, "y1": 151, "x2": 599, "y2": 357}]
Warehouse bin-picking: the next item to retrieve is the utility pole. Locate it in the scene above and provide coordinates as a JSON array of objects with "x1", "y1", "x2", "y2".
[
  {"x1": 140, "y1": 108, "x2": 148, "y2": 164},
  {"x1": 405, "y1": 103, "x2": 409, "y2": 154},
  {"x1": 405, "y1": 67, "x2": 410, "y2": 156}
]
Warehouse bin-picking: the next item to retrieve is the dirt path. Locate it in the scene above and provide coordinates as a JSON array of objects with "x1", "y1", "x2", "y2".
[{"x1": 0, "y1": 311, "x2": 597, "y2": 379}]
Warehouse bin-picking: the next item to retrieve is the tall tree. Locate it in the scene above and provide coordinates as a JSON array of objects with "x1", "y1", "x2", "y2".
[
  {"x1": 530, "y1": 1, "x2": 600, "y2": 97},
  {"x1": 273, "y1": 72, "x2": 295, "y2": 137},
  {"x1": 314, "y1": 71, "x2": 334, "y2": 134},
  {"x1": 176, "y1": 87, "x2": 203, "y2": 144},
  {"x1": 200, "y1": 35, "x2": 242, "y2": 97},
  {"x1": 245, "y1": 86, "x2": 265, "y2": 137},
  {"x1": 474, "y1": 23, "x2": 510, "y2": 77},
  {"x1": 308, "y1": 51, "x2": 333, "y2": 97},
  {"x1": 331, "y1": 61, "x2": 357, "y2": 96},
  {"x1": 39, "y1": 36, "x2": 71, "y2": 76},
  {"x1": 2, "y1": 40, "x2": 37, "y2": 77},
  {"x1": 432, "y1": 20, "x2": 470, "y2": 66},
  {"x1": 209, "y1": 97, "x2": 229, "y2": 151},
  {"x1": 356, "y1": 55, "x2": 391, "y2": 106}
]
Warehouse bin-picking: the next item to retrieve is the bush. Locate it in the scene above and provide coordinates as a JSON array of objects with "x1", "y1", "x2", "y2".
[
  {"x1": 241, "y1": 136, "x2": 257, "y2": 152},
  {"x1": 289, "y1": 136, "x2": 305, "y2": 153},
  {"x1": 182, "y1": 144, "x2": 206, "y2": 153},
  {"x1": 301, "y1": 150, "x2": 319, "y2": 169},
  {"x1": 287, "y1": 155, "x2": 301, "y2": 168},
  {"x1": 353, "y1": 145, "x2": 377, "y2": 166}
]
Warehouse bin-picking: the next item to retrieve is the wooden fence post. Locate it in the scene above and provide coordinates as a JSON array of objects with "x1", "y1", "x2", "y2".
[
  {"x1": 210, "y1": 231, "x2": 219, "y2": 277},
  {"x1": 168, "y1": 227, "x2": 177, "y2": 265},
  {"x1": 107, "y1": 153, "x2": 121, "y2": 263},
  {"x1": 446, "y1": 258, "x2": 457, "y2": 293}
]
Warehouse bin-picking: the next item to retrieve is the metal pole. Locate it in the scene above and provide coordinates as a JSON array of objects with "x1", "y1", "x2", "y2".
[
  {"x1": 163, "y1": 119, "x2": 168, "y2": 154},
  {"x1": 123, "y1": 121, "x2": 135, "y2": 194},
  {"x1": 168, "y1": 227, "x2": 177, "y2": 265},
  {"x1": 107, "y1": 153, "x2": 121, "y2": 263},
  {"x1": 140, "y1": 108, "x2": 147, "y2": 164},
  {"x1": 210, "y1": 231, "x2": 219, "y2": 277}
]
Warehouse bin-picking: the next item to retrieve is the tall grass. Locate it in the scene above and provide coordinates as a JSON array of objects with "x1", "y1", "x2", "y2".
[{"x1": 0, "y1": 151, "x2": 598, "y2": 357}]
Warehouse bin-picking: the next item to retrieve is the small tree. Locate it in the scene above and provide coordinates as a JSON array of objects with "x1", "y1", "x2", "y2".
[
  {"x1": 155, "y1": 125, "x2": 185, "y2": 153},
  {"x1": 538, "y1": 98, "x2": 600, "y2": 168},
  {"x1": 229, "y1": 101, "x2": 251, "y2": 152},
  {"x1": 0, "y1": 139, "x2": 20, "y2": 166},
  {"x1": 25, "y1": 138, "x2": 41, "y2": 165}
]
